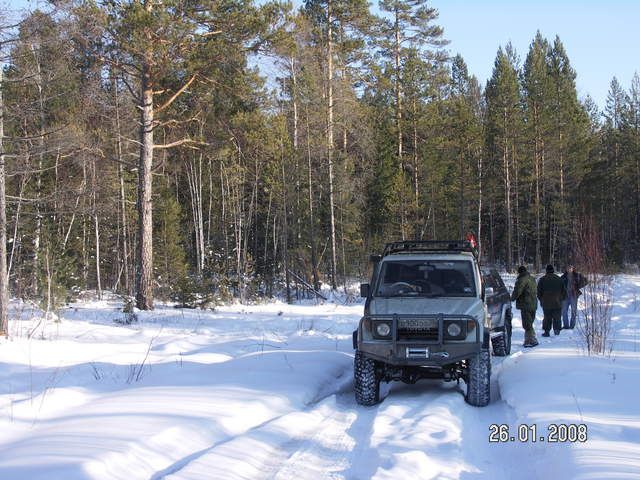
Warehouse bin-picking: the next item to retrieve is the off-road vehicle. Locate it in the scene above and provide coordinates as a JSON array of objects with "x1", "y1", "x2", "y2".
[
  {"x1": 482, "y1": 268, "x2": 513, "y2": 356},
  {"x1": 353, "y1": 240, "x2": 491, "y2": 407}
]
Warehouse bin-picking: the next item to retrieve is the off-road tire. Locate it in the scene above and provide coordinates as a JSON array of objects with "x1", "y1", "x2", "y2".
[
  {"x1": 465, "y1": 349, "x2": 491, "y2": 407},
  {"x1": 354, "y1": 351, "x2": 380, "y2": 406},
  {"x1": 492, "y1": 312, "x2": 512, "y2": 356}
]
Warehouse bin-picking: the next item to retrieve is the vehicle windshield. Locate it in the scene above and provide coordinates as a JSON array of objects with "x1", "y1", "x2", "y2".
[{"x1": 375, "y1": 259, "x2": 477, "y2": 298}]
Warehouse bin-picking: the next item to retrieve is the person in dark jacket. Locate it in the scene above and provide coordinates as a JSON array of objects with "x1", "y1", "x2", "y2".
[
  {"x1": 560, "y1": 264, "x2": 588, "y2": 329},
  {"x1": 537, "y1": 264, "x2": 567, "y2": 336},
  {"x1": 511, "y1": 265, "x2": 539, "y2": 347}
]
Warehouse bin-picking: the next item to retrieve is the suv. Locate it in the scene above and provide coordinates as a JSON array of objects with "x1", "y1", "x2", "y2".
[
  {"x1": 482, "y1": 268, "x2": 513, "y2": 356},
  {"x1": 354, "y1": 240, "x2": 491, "y2": 407}
]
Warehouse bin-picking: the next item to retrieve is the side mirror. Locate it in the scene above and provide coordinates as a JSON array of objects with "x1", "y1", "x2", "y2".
[
  {"x1": 369, "y1": 254, "x2": 382, "y2": 263},
  {"x1": 485, "y1": 287, "x2": 494, "y2": 297},
  {"x1": 360, "y1": 283, "x2": 370, "y2": 298}
]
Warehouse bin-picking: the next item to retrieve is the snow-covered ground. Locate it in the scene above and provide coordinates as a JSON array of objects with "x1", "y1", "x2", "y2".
[{"x1": 1, "y1": 276, "x2": 639, "y2": 479}]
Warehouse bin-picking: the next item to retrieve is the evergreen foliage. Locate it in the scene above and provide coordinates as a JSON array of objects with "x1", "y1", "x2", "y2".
[{"x1": 0, "y1": 2, "x2": 638, "y2": 320}]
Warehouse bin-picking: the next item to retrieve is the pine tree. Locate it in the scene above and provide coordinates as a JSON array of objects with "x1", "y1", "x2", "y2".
[
  {"x1": 377, "y1": 0, "x2": 446, "y2": 238},
  {"x1": 546, "y1": 37, "x2": 590, "y2": 261},
  {"x1": 485, "y1": 45, "x2": 523, "y2": 269},
  {"x1": 522, "y1": 32, "x2": 552, "y2": 268},
  {"x1": 97, "y1": 0, "x2": 285, "y2": 308},
  {"x1": 602, "y1": 77, "x2": 629, "y2": 253},
  {"x1": 304, "y1": 0, "x2": 371, "y2": 288},
  {"x1": 627, "y1": 73, "x2": 640, "y2": 247},
  {"x1": 448, "y1": 55, "x2": 483, "y2": 241}
]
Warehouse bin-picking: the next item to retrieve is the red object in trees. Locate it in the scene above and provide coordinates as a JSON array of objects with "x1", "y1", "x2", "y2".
[{"x1": 465, "y1": 232, "x2": 477, "y2": 249}]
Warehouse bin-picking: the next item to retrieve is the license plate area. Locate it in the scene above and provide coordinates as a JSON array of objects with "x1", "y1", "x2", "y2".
[{"x1": 406, "y1": 347, "x2": 430, "y2": 359}]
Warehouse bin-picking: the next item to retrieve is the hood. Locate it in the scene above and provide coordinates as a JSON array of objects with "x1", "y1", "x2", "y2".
[{"x1": 369, "y1": 296, "x2": 485, "y2": 319}]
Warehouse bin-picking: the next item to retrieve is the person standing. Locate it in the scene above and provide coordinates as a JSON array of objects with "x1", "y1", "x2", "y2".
[
  {"x1": 561, "y1": 264, "x2": 588, "y2": 329},
  {"x1": 537, "y1": 264, "x2": 567, "y2": 337},
  {"x1": 511, "y1": 265, "x2": 539, "y2": 347}
]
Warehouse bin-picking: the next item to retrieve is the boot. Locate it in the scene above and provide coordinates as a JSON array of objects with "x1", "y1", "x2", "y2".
[{"x1": 524, "y1": 332, "x2": 539, "y2": 348}]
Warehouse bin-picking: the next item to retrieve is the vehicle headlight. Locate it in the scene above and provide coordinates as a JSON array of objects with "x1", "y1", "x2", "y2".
[
  {"x1": 375, "y1": 322, "x2": 391, "y2": 337},
  {"x1": 444, "y1": 320, "x2": 467, "y2": 340},
  {"x1": 447, "y1": 322, "x2": 462, "y2": 337}
]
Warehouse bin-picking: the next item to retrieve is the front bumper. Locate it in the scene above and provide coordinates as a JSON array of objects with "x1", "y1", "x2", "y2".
[{"x1": 357, "y1": 314, "x2": 482, "y2": 366}]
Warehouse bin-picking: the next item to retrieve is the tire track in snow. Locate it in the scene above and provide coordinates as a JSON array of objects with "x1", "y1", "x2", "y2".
[
  {"x1": 190, "y1": 358, "x2": 521, "y2": 480},
  {"x1": 158, "y1": 351, "x2": 526, "y2": 479},
  {"x1": 271, "y1": 397, "x2": 359, "y2": 480},
  {"x1": 154, "y1": 366, "x2": 353, "y2": 480}
]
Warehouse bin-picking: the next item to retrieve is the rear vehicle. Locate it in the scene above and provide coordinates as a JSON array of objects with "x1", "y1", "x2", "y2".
[
  {"x1": 482, "y1": 268, "x2": 513, "y2": 356},
  {"x1": 354, "y1": 240, "x2": 491, "y2": 407}
]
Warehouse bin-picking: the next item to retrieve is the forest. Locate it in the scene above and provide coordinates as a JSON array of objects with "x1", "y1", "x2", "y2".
[{"x1": 0, "y1": 0, "x2": 639, "y2": 330}]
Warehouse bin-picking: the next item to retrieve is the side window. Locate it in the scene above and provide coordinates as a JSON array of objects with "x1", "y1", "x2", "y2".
[{"x1": 483, "y1": 273, "x2": 496, "y2": 289}]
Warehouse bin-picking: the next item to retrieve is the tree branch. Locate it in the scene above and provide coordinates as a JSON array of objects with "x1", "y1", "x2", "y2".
[
  {"x1": 155, "y1": 75, "x2": 196, "y2": 113},
  {"x1": 120, "y1": 75, "x2": 141, "y2": 102},
  {"x1": 153, "y1": 114, "x2": 201, "y2": 130},
  {"x1": 153, "y1": 138, "x2": 207, "y2": 150}
]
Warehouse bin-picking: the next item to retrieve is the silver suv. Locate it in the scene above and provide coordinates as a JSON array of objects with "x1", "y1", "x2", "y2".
[{"x1": 354, "y1": 241, "x2": 491, "y2": 406}]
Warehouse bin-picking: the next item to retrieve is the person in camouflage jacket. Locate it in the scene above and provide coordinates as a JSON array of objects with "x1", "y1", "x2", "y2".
[
  {"x1": 537, "y1": 264, "x2": 567, "y2": 336},
  {"x1": 511, "y1": 265, "x2": 539, "y2": 347}
]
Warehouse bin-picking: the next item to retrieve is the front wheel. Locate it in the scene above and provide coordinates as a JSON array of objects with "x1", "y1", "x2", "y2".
[
  {"x1": 465, "y1": 349, "x2": 491, "y2": 407},
  {"x1": 354, "y1": 351, "x2": 380, "y2": 406}
]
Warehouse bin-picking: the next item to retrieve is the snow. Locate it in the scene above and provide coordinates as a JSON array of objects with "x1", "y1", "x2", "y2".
[{"x1": 1, "y1": 277, "x2": 639, "y2": 479}]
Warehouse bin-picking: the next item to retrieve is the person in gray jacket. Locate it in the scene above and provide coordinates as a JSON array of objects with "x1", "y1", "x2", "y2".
[{"x1": 560, "y1": 265, "x2": 588, "y2": 329}]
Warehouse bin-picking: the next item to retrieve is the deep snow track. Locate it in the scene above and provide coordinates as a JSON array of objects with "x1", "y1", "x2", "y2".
[
  {"x1": 159, "y1": 351, "x2": 525, "y2": 480},
  {"x1": 157, "y1": 371, "x2": 356, "y2": 480}
]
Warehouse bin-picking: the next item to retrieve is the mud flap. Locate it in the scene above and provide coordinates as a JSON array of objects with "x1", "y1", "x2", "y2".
[{"x1": 352, "y1": 330, "x2": 358, "y2": 350}]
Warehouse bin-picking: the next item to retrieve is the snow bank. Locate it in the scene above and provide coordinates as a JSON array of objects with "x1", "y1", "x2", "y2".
[{"x1": 0, "y1": 277, "x2": 639, "y2": 479}]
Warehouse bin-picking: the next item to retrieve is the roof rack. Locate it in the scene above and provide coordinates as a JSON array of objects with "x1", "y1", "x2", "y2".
[{"x1": 382, "y1": 240, "x2": 478, "y2": 258}]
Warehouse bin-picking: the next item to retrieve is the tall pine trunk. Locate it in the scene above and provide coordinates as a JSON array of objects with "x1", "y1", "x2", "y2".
[
  {"x1": 394, "y1": 7, "x2": 406, "y2": 239},
  {"x1": 534, "y1": 106, "x2": 542, "y2": 270},
  {"x1": 305, "y1": 107, "x2": 320, "y2": 291},
  {"x1": 32, "y1": 44, "x2": 45, "y2": 296},
  {"x1": 135, "y1": 58, "x2": 154, "y2": 310},
  {"x1": 503, "y1": 108, "x2": 513, "y2": 271},
  {"x1": 92, "y1": 160, "x2": 102, "y2": 299},
  {"x1": 412, "y1": 99, "x2": 420, "y2": 239},
  {"x1": 0, "y1": 69, "x2": 8, "y2": 336},
  {"x1": 113, "y1": 76, "x2": 131, "y2": 295},
  {"x1": 327, "y1": 0, "x2": 338, "y2": 290},
  {"x1": 394, "y1": 7, "x2": 402, "y2": 164},
  {"x1": 477, "y1": 150, "x2": 482, "y2": 259}
]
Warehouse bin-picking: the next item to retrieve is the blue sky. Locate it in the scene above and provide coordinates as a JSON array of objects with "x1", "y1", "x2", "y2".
[
  {"x1": 432, "y1": 0, "x2": 639, "y2": 108},
  {"x1": 7, "y1": 0, "x2": 639, "y2": 109}
]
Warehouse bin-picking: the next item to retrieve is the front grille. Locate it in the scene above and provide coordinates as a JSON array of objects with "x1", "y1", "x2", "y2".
[{"x1": 397, "y1": 317, "x2": 439, "y2": 341}]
